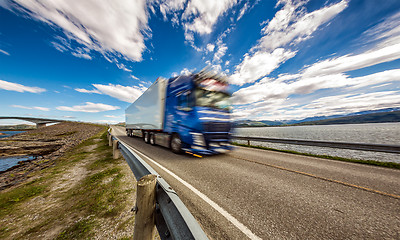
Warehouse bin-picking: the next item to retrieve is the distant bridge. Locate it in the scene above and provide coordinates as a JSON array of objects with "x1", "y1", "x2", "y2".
[{"x1": 0, "y1": 116, "x2": 67, "y2": 128}]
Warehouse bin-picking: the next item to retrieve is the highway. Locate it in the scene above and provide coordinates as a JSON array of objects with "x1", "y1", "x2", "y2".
[{"x1": 112, "y1": 126, "x2": 400, "y2": 239}]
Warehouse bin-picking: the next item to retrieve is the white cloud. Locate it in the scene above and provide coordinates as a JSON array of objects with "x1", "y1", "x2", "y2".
[
  {"x1": 8, "y1": 0, "x2": 149, "y2": 62},
  {"x1": 230, "y1": 0, "x2": 348, "y2": 85},
  {"x1": 213, "y1": 44, "x2": 228, "y2": 63},
  {"x1": 206, "y1": 43, "x2": 215, "y2": 52},
  {"x1": 237, "y1": 2, "x2": 249, "y2": 21},
  {"x1": 361, "y1": 11, "x2": 400, "y2": 48},
  {"x1": 75, "y1": 88, "x2": 101, "y2": 94},
  {"x1": 71, "y1": 51, "x2": 92, "y2": 60},
  {"x1": 95, "y1": 119, "x2": 120, "y2": 124},
  {"x1": 302, "y1": 43, "x2": 400, "y2": 78},
  {"x1": 0, "y1": 49, "x2": 10, "y2": 56},
  {"x1": 233, "y1": 69, "x2": 400, "y2": 106},
  {"x1": 204, "y1": 27, "x2": 234, "y2": 67},
  {"x1": 259, "y1": 0, "x2": 348, "y2": 51},
  {"x1": 231, "y1": 7, "x2": 400, "y2": 121},
  {"x1": 116, "y1": 63, "x2": 132, "y2": 72},
  {"x1": 158, "y1": 0, "x2": 186, "y2": 19},
  {"x1": 0, "y1": 79, "x2": 46, "y2": 93},
  {"x1": 56, "y1": 102, "x2": 120, "y2": 112},
  {"x1": 92, "y1": 84, "x2": 147, "y2": 103},
  {"x1": 232, "y1": 90, "x2": 400, "y2": 121},
  {"x1": 346, "y1": 69, "x2": 400, "y2": 89},
  {"x1": 155, "y1": 0, "x2": 239, "y2": 47},
  {"x1": 104, "y1": 115, "x2": 120, "y2": 118},
  {"x1": 233, "y1": 18, "x2": 400, "y2": 104},
  {"x1": 275, "y1": 91, "x2": 400, "y2": 120},
  {"x1": 182, "y1": 0, "x2": 238, "y2": 35},
  {"x1": 230, "y1": 49, "x2": 296, "y2": 85},
  {"x1": 180, "y1": 68, "x2": 193, "y2": 76},
  {"x1": 11, "y1": 105, "x2": 50, "y2": 111},
  {"x1": 75, "y1": 83, "x2": 147, "y2": 102},
  {"x1": 130, "y1": 75, "x2": 140, "y2": 80}
]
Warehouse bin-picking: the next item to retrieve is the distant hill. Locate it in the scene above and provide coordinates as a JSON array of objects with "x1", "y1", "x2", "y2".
[
  {"x1": 294, "y1": 110, "x2": 400, "y2": 126},
  {"x1": 234, "y1": 108, "x2": 400, "y2": 127},
  {"x1": 234, "y1": 120, "x2": 283, "y2": 127},
  {"x1": 283, "y1": 107, "x2": 400, "y2": 125},
  {"x1": 115, "y1": 122, "x2": 126, "y2": 127}
]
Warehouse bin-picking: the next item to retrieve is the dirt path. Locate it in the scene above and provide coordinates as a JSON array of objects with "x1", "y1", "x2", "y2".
[{"x1": 0, "y1": 130, "x2": 138, "y2": 239}]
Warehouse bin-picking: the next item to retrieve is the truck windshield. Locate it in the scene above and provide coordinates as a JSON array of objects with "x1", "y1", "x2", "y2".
[{"x1": 195, "y1": 88, "x2": 231, "y2": 111}]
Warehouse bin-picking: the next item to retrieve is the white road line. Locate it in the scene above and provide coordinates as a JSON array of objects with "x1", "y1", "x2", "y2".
[{"x1": 126, "y1": 143, "x2": 262, "y2": 240}]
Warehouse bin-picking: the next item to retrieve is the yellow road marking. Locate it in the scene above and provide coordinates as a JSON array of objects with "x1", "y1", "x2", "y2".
[{"x1": 233, "y1": 155, "x2": 400, "y2": 200}]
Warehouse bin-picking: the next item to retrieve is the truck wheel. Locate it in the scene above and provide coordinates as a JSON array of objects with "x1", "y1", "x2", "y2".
[
  {"x1": 150, "y1": 133, "x2": 156, "y2": 145},
  {"x1": 144, "y1": 131, "x2": 150, "y2": 144},
  {"x1": 170, "y1": 134, "x2": 182, "y2": 154}
]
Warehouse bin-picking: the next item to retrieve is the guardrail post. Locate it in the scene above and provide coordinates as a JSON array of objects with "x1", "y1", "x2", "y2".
[
  {"x1": 134, "y1": 174, "x2": 157, "y2": 240},
  {"x1": 247, "y1": 140, "x2": 250, "y2": 146},
  {"x1": 109, "y1": 134, "x2": 113, "y2": 146},
  {"x1": 113, "y1": 140, "x2": 120, "y2": 159}
]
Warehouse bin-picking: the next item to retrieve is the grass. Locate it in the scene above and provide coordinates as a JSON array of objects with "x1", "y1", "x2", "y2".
[
  {"x1": 0, "y1": 127, "x2": 136, "y2": 239},
  {"x1": 232, "y1": 142, "x2": 400, "y2": 169},
  {"x1": 56, "y1": 218, "x2": 95, "y2": 240},
  {"x1": 53, "y1": 131, "x2": 132, "y2": 238},
  {"x1": 0, "y1": 182, "x2": 46, "y2": 217}
]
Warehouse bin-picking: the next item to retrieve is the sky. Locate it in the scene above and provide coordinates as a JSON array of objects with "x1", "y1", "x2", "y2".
[{"x1": 0, "y1": 0, "x2": 399, "y2": 125}]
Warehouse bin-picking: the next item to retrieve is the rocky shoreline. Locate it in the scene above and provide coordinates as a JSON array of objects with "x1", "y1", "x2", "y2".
[{"x1": 0, "y1": 122, "x2": 104, "y2": 190}]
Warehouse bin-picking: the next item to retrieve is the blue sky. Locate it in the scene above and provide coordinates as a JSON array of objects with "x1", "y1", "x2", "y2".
[{"x1": 0, "y1": 0, "x2": 399, "y2": 125}]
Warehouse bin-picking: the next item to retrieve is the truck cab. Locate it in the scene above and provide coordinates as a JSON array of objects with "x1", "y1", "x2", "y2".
[{"x1": 163, "y1": 72, "x2": 233, "y2": 155}]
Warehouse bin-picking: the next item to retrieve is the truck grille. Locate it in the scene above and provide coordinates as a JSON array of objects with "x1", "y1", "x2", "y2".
[
  {"x1": 203, "y1": 122, "x2": 231, "y2": 133},
  {"x1": 204, "y1": 133, "x2": 230, "y2": 142}
]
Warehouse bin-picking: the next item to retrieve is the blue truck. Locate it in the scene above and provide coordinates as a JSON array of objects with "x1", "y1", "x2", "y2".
[{"x1": 125, "y1": 70, "x2": 233, "y2": 155}]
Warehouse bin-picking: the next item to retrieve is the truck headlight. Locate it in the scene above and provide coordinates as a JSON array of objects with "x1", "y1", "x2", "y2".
[{"x1": 190, "y1": 132, "x2": 206, "y2": 146}]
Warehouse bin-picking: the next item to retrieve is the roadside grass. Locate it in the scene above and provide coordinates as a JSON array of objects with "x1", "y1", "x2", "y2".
[
  {"x1": 0, "y1": 181, "x2": 46, "y2": 217},
  {"x1": 56, "y1": 218, "x2": 94, "y2": 240},
  {"x1": 0, "y1": 129, "x2": 136, "y2": 239},
  {"x1": 232, "y1": 142, "x2": 400, "y2": 169}
]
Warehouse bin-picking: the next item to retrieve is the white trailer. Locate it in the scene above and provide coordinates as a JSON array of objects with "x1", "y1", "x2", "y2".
[{"x1": 125, "y1": 77, "x2": 167, "y2": 135}]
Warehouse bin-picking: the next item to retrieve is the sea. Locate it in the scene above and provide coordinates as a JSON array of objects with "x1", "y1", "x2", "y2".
[
  {"x1": 233, "y1": 122, "x2": 400, "y2": 163},
  {"x1": 0, "y1": 130, "x2": 30, "y2": 172},
  {"x1": 0, "y1": 130, "x2": 26, "y2": 139}
]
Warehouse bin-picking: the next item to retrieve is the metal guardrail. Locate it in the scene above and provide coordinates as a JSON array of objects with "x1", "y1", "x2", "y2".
[
  {"x1": 107, "y1": 129, "x2": 209, "y2": 240},
  {"x1": 232, "y1": 136, "x2": 400, "y2": 154}
]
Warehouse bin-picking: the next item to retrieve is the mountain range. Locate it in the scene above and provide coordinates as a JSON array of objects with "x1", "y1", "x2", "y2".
[{"x1": 234, "y1": 108, "x2": 400, "y2": 127}]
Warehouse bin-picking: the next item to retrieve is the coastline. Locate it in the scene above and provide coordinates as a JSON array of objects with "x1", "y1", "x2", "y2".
[
  {"x1": 0, "y1": 128, "x2": 137, "y2": 239},
  {"x1": 0, "y1": 122, "x2": 104, "y2": 190}
]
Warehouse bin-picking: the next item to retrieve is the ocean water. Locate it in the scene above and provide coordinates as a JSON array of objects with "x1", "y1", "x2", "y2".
[
  {"x1": 0, "y1": 156, "x2": 36, "y2": 172},
  {"x1": 0, "y1": 131, "x2": 29, "y2": 171},
  {"x1": 0, "y1": 131, "x2": 25, "y2": 139},
  {"x1": 233, "y1": 122, "x2": 400, "y2": 163}
]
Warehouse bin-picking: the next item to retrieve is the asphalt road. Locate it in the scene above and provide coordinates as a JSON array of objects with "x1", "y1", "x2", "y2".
[{"x1": 112, "y1": 126, "x2": 400, "y2": 239}]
